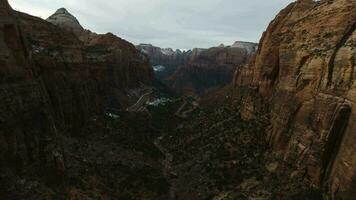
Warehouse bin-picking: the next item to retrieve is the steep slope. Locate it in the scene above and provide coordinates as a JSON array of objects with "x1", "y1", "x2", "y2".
[
  {"x1": 233, "y1": 0, "x2": 356, "y2": 198},
  {"x1": 46, "y1": 8, "x2": 84, "y2": 36},
  {"x1": 169, "y1": 43, "x2": 257, "y2": 96},
  {"x1": 19, "y1": 8, "x2": 154, "y2": 131}
]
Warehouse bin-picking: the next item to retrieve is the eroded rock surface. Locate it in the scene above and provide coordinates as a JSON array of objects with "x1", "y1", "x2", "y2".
[
  {"x1": 233, "y1": 0, "x2": 356, "y2": 198},
  {"x1": 46, "y1": 8, "x2": 84, "y2": 36},
  {"x1": 170, "y1": 43, "x2": 257, "y2": 96},
  {"x1": 1, "y1": 2, "x2": 157, "y2": 198},
  {"x1": 0, "y1": 1, "x2": 65, "y2": 198}
]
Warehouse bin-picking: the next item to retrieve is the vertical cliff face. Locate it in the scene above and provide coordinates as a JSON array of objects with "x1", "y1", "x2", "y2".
[
  {"x1": 0, "y1": 0, "x2": 64, "y2": 193},
  {"x1": 233, "y1": 0, "x2": 356, "y2": 198},
  {"x1": 1, "y1": 1, "x2": 156, "y2": 197}
]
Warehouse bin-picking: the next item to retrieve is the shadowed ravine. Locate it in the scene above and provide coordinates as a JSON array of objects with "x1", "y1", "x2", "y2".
[{"x1": 154, "y1": 136, "x2": 177, "y2": 200}]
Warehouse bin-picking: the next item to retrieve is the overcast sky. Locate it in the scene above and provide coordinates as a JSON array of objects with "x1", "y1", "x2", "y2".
[{"x1": 9, "y1": 0, "x2": 293, "y2": 49}]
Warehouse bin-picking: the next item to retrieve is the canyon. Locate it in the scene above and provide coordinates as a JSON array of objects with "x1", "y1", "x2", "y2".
[
  {"x1": 138, "y1": 42, "x2": 257, "y2": 96},
  {"x1": 0, "y1": 0, "x2": 356, "y2": 199},
  {"x1": 168, "y1": 43, "x2": 257, "y2": 96},
  {"x1": 136, "y1": 44, "x2": 192, "y2": 81}
]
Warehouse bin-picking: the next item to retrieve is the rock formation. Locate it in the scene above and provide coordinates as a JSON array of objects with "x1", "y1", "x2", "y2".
[
  {"x1": 46, "y1": 8, "x2": 84, "y2": 36},
  {"x1": 233, "y1": 0, "x2": 356, "y2": 198},
  {"x1": 1, "y1": 2, "x2": 156, "y2": 198},
  {"x1": 170, "y1": 43, "x2": 257, "y2": 96},
  {"x1": 232, "y1": 41, "x2": 258, "y2": 54},
  {"x1": 136, "y1": 43, "x2": 192, "y2": 80},
  {"x1": 22, "y1": 7, "x2": 154, "y2": 131},
  {"x1": 0, "y1": 0, "x2": 65, "y2": 195}
]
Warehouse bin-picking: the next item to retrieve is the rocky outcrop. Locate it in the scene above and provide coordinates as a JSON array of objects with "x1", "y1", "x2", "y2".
[
  {"x1": 136, "y1": 44, "x2": 192, "y2": 80},
  {"x1": 170, "y1": 43, "x2": 256, "y2": 96},
  {"x1": 231, "y1": 41, "x2": 258, "y2": 54},
  {"x1": 233, "y1": 0, "x2": 356, "y2": 198},
  {"x1": 46, "y1": 8, "x2": 84, "y2": 36}
]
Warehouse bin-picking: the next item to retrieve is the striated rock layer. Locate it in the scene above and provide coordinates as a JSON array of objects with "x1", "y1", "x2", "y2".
[
  {"x1": 0, "y1": 0, "x2": 65, "y2": 191},
  {"x1": 170, "y1": 44, "x2": 257, "y2": 96},
  {"x1": 0, "y1": 1, "x2": 155, "y2": 196},
  {"x1": 22, "y1": 8, "x2": 154, "y2": 131},
  {"x1": 46, "y1": 8, "x2": 84, "y2": 36},
  {"x1": 233, "y1": 0, "x2": 356, "y2": 198}
]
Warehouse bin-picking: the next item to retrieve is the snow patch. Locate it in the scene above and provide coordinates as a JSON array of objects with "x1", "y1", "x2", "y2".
[
  {"x1": 153, "y1": 65, "x2": 166, "y2": 72},
  {"x1": 146, "y1": 98, "x2": 172, "y2": 107},
  {"x1": 105, "y1": 112, "x2": 120, "y2": 119}
]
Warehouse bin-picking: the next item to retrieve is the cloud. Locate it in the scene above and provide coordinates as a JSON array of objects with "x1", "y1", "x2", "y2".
[{"x1": 9, "y1": 0, "x2": 293, "y2": 49}]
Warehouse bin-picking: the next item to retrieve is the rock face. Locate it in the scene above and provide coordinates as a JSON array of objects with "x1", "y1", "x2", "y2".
[
  {"x1": 232, "y1": 41, "x2": 258, "y2": 54},
  {"x1": 233, "y1": 0, "x2": 356, "y2": 198},
  {"x1": 0, "y1": 0, "x2": 65, "y2": 192},
  {"x1": 136, "y1": 44, "x2": 192, "y2": 80},
  {"x1": 170, "y1": 43, "x2": 257, "y2": 96},
  {"x1": 1, "y1": 2, "x2": 155, "y2": 197},
  {"x1": 24, "y1": 8, "x2": 154, "y2": 130},
  {"x1": 46, "y1": 8, "x2": 84, "y2": 35}
]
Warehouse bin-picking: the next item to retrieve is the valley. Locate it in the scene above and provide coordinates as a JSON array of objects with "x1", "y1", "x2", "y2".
[{"x1": 1, "y1": 0, "x2": 356, "y2": 199}]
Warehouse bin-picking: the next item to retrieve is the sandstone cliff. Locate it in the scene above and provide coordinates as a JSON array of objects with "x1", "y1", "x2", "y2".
[
  {"x1": 170, "y1": 43, "x2": 257, "y2": 96},
  {"x1": 1, "y1": 2, "x2": 156, "y2": 198},
  {"x1": 0, "y1": 1, "x2": 65, "y2": 197},
  {"x1": 233, "y1": 0, "x2": 356, "y2": 198},
  {"x1": 46, "y1": 8, "x2": 84, "y2": 36},
  {"x1": 20, "y1": 8, "x2": 154, "y2": 131}
]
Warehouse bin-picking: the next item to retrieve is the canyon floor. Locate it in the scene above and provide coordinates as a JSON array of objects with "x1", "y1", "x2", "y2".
[{"x1": 2, "y1": 89, "x2": 322, "y2": 200}]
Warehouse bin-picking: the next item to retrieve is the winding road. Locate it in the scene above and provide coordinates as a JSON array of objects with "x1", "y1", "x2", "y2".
[
  {"x1": 175, "y1": 97, "x2": 199, "y2": 118},
  {"x1": 126, "y1": 90, "x2": 153, "y2": 112}
]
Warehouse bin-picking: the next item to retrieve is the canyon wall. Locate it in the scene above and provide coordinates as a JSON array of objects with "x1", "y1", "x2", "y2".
[
  {"x1": 171, "y1": 44, "x2": 256, "y2": 95},
  {"x1": 233, "y1": 0, "x2": 356, "y2": 198},
  {"x1": 0, "y1": 1, "x2": 155, "y2": 192},
  {"x1": 21, "y1": 8, "x2": 154, "y2": 131},
  {"x1": 0, "y1": 0, "x2": 64, "y2": 187}
]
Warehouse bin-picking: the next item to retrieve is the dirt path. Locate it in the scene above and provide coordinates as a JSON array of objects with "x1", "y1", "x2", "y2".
[
  {"x1": 181, "y1": 101, "x2": 198, "y2": 118},
  {"x1": 154, "y1": 136, "x2": 177, "y2": 200}
]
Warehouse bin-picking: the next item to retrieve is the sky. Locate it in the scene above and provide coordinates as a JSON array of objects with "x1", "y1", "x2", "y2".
[{"x1": 9, "y1": 0, "x2": 294, "y2": 50}]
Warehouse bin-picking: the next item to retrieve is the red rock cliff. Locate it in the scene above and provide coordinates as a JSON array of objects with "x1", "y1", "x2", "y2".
[
  {"x1": 171, "y1": 44, "x2": 256, "y2": 96},
  {"x1": 17, "y1": 8, "x2": 154, "y2": 131},
  {"x1": 0, "y1": 1, "x2": 155, "y2": 194},
  {"x1": 233, "y1": 0, "x2": 356, "y2": 198},
  {"x1": 0, "y1": 0, "x2": 64, "y2": 188}
]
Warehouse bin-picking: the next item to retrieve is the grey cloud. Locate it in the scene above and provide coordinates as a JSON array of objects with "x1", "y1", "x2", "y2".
[{"x1": 9, "y1": 0, "x2": 294, "y2": 49}]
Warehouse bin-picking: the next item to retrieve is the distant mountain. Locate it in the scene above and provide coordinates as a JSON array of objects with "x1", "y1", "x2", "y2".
[
  {"x1": 137, "y1": 42, "x2": 258, "y2": 96},
  {"x1": 168, "y1": 42, "x2": 258, "y2": 96},
  {"x1": 136, "y1": 44, "x2": 192, "y2": 81}
]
